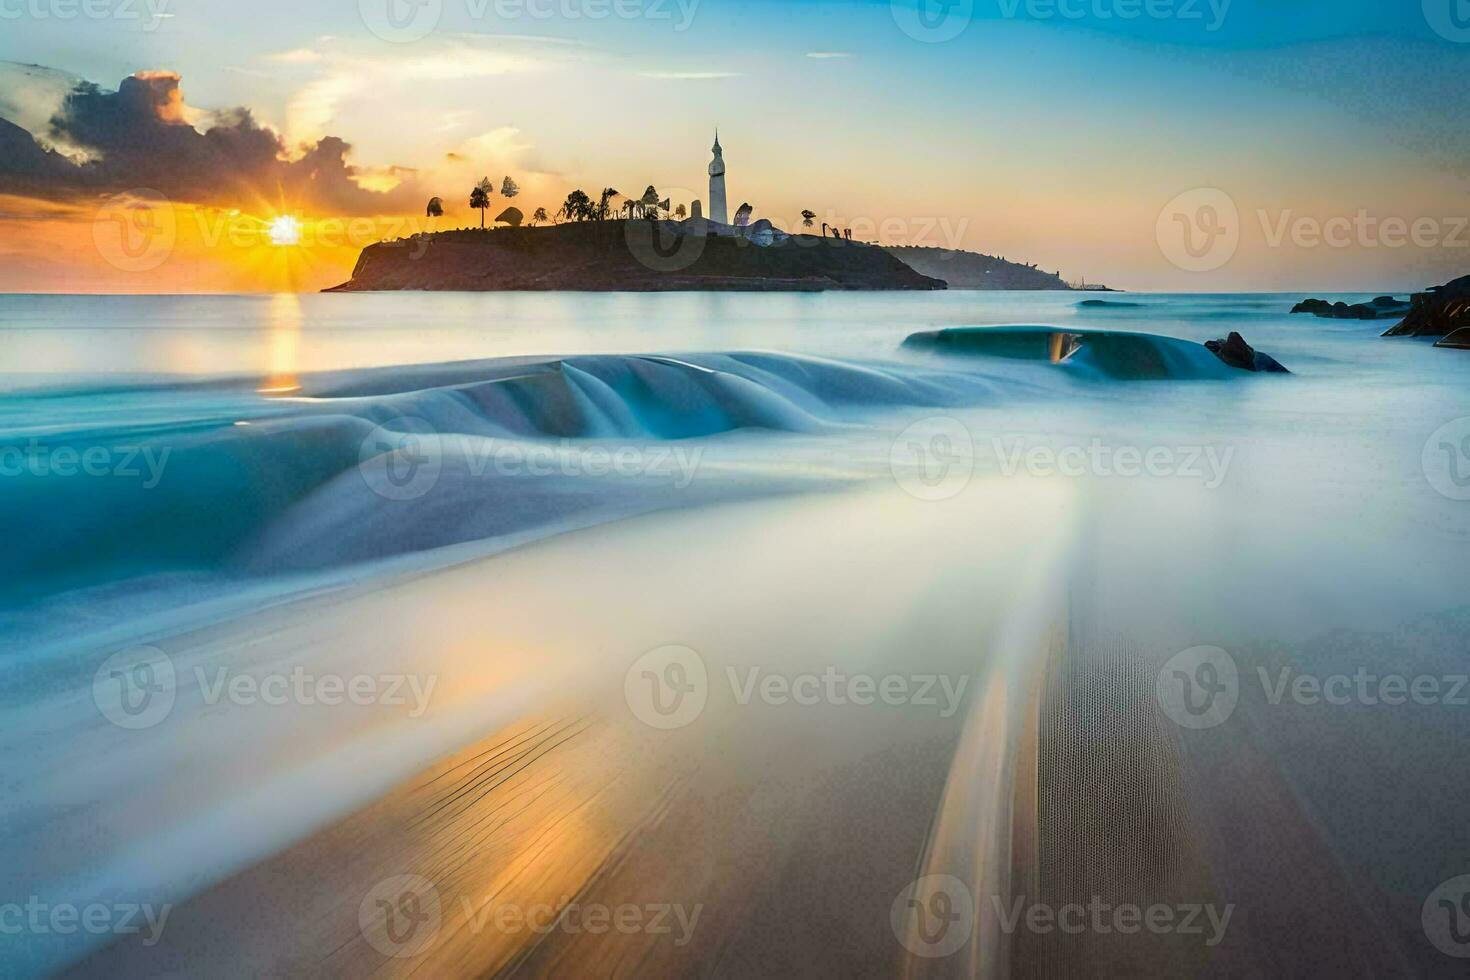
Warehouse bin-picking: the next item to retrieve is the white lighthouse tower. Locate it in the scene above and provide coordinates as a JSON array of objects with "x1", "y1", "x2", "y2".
[{"x1": 707, "y1": 130, "x2": 729, "y2": 225}]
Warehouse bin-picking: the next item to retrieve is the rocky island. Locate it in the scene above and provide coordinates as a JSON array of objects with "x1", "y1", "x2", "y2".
[{"x1": 327, "y1": 220, "x2": 946, "y2": 292}]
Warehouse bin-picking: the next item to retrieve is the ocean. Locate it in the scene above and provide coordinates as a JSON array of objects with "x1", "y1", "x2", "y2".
[{"x1": 3, "y1": 290, "x2": 1469, "y2": 974}]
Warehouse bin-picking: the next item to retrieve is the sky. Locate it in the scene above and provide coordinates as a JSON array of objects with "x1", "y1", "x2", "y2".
[{"x1": 1, "y1": 0, "x2": 1468, "y2": 292}]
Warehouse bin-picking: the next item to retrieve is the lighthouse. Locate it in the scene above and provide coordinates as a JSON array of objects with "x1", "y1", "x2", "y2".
[{"x1": 707, "y1": 130, "x2": 729, "y2": 225}]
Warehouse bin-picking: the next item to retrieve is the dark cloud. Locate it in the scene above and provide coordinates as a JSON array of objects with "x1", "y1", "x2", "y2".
[{"x1": 0, "y1": 70, "x2": 419, "y2": 214}]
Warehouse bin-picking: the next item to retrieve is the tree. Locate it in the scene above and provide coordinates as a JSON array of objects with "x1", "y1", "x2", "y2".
[
  {"x1": 674, "y1": 203, "x2": 687, "y2": 220},
  {"x1": 501, "y1": 176, "x2": 520, "y2": 200},
  {"x1": 734, "y1": 202, "x2": 754, "y2": 227},
  {"x1": 598, "y1": 187, "x2": 620, "y2": 222},
  {"x1": 639, "y1": 185, "x2": 659, "y2": 219},
  {"x1": 801, "y1": 209, "x2": 816, "y2": 229},
  {"x1": 558, "y1": 189, "x2": 593, "y2": 222},
  {"x1": 470, "y1": 177, "x2": 495, "y2": 228},
  {"x1": 532, "y1": 207, "x2": 549, "y2": 226}
]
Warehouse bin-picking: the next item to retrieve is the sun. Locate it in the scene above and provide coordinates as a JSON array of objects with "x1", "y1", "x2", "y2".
[{"x1": 267, "y1": 215, "x2": 302, "y2": 247}]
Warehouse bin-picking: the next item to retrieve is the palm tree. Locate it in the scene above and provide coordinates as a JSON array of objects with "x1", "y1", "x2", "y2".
[
  {"x1": 801, "y1": 209, "x2": 816, "y2": 229},
  {"x1": 470, "y1": 177, "x2": 494, "y2": 228},
  {"x1": 532, "y1": 207, "x2": 549, "y2": 226}
]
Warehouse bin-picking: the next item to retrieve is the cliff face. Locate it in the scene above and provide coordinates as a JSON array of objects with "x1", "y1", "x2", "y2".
[
  {"x1": 1381, "y1": 274, "x2": 1470, "y2": 337},
  {"x1": 882, "y1": 246, "x2": 1081, "y2": 290},
  {"x1": 327, "y1": 222, "x2": 945, "y2": 292}
]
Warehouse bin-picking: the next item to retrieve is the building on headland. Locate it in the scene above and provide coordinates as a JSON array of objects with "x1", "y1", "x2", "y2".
[{"x1": 707, "y1": 131, "x2": 729, "y2": 225}]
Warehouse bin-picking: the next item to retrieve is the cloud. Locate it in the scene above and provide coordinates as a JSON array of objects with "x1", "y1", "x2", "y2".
[
  {"x1": 806, "y1": 51, "x2": 854, "y2": 59},
  {"x1": 0, "y1": 69, "x2": 422, "y2": 215}
]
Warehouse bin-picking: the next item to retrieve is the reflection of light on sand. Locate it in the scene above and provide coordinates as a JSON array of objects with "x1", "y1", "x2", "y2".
[{"x1": 258, "y1": 293, "x2": 302, "y2": 395}]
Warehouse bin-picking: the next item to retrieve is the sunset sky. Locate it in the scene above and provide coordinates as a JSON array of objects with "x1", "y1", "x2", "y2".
[{"x1": 2, "y1": 0, "x2": 1468, "y2": 293}]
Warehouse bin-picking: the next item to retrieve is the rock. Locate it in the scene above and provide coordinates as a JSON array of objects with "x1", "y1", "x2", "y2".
[
  {"x1": 1382, "y1": 274, "x2": 1470, "y2": 337},
  {"x1": 1434, "y1": 327, "x2": 1470, "y2": 350},
  {"x1": 1204, "y1": 332, "x2": 1290, "y2": 373},
  {"x1": 1290, "y1": 296, "x2": 1410, "y2": 319},
  {"x1": 493, "y1": 207, "x2": 523, "y2": 227}
]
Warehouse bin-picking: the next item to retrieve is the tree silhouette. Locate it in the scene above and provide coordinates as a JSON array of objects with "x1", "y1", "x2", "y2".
[
  {"x1": 674, "y1": 203, "x2": 687, "y2": 220},
  {"x1": 558, "y1": 189, "x2": 593, "y2": 222},
  {"x1": 532, "y1": 207, "x2": 549, "y2": 226},
  {"x1": 639, "y1": 185, "x2": 660, "y2": 219},
  {"x1": 470, "y1": 177, "x2": 495, "y2": 228},
  {"x1": 598, "y1": 188, "x2": 620, "y2": 221},
  {"x1": 801, "y1": 209, "x2": 816, "y2": 229},
  {"x1": 500, "y1": 176, "x2": 520, "y2": 200}
]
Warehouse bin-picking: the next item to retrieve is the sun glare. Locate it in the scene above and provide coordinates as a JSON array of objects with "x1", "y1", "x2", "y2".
[{"x1": 268, "y1": 215, "x2": 302, "y2": 247}]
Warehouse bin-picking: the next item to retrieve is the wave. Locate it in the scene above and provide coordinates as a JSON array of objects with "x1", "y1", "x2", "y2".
[
  {"x1": 903, "y1": 326, "x2": 1245, "y2": 381},
  {"x1": 0, "y1": 352, "x2": 1004, "y2": 597}
]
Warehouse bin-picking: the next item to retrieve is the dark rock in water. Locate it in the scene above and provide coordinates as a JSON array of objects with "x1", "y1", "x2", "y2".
[
  {"x1": 1291, "y1": 296, "x2": 1410, "y2": 320},
  {"x1": 1204, "y1": 332, "x2": 1290, "y2": 373},
  {"x1": 1382, "y1": 275, "x2": 1470, "y2": 338},
  {"x1": 1434, "y1": 326, "x2": 1470, "y2": 350}
]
